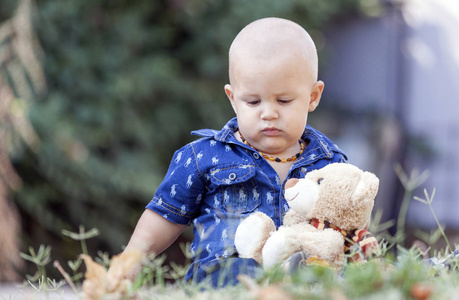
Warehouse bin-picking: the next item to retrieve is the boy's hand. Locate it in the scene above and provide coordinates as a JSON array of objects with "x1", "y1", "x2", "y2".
[
  {"x1": 106, "y1": 249, "x2": 143, "y2": 291},
  {"x1": 81, "y1": 249, "x2": 143, "y2": 300}
]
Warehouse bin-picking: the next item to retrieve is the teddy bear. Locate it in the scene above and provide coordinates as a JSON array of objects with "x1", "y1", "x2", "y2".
[{"x1": 234, "y1": 163, "x2": 380, "y2": 269}]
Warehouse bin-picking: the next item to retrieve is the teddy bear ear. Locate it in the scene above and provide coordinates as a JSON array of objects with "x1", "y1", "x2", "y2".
[{"x1": 353, "y1": 171, "x2": 379, "y2": 205}]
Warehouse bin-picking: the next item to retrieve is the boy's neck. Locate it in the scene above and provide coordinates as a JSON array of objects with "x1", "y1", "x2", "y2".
[{"x1": 235, "y1": 131, "x2": 305, "y2": 184}]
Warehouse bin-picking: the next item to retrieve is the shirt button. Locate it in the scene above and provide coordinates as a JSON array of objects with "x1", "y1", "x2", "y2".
[
  {"x1": 253, "y1": 152, "x2": 260, "y2": 159},
  {"x1": 228, "y1": 173, "x2": 237, "y2": 180}
]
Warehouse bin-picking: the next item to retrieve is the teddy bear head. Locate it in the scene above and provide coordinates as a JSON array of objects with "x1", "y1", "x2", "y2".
[{"x1": 284, "y1": 163, "x2": 379, "y2": 232}]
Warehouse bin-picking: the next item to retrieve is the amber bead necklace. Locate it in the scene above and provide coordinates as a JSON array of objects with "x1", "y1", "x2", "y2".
[{"x1": 238, "y1": 131, "x2": 305, "y2": 163}]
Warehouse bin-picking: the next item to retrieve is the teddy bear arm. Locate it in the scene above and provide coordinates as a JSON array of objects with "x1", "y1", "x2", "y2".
[
  {"x1": 262, "y1": 226, "x2": 304, "y2": 268},
  {"x1": 235, "y1": 212, "x2": 276, "y2": 264},
  {"x1": 299, "y1": 229, "x2": 346, "y2": 268}
]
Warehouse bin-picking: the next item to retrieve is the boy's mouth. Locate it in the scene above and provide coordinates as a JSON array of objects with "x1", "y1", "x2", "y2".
[{"x1": 262, "y1": 127, "x2": 281, "y2": 136}]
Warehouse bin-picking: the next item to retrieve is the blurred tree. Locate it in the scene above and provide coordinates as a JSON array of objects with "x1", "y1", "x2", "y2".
[
  {"x1": 0, "y1": 0, "x2": 45, "y2": 281},
  {"x1": 1, "y1": 0, "x2": 367, "y2": 277}
]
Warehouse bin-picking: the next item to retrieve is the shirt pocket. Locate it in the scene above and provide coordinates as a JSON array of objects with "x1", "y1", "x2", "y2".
[{"x1": 210, "y1": 164, "x2": 261, "y2": 213}]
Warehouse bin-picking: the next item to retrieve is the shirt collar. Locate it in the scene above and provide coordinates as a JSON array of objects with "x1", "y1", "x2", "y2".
[
  {"x1": 301, "y1": 126, "x2": 347, "y2": 160},
  {"x1": 191, "y1": 117, "x2": 347, "y2": 160},
  {"x1": 191, "y1": 117, "x2": 239, "y2": 143}
]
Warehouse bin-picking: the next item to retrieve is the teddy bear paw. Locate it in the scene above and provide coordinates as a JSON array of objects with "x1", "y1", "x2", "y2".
[
  {"x1": 262, "y1": 231, "x2": 289, "y2": 268},
  {"x1": 235, "y1": 212, "x2": 275, "y2": 262}
]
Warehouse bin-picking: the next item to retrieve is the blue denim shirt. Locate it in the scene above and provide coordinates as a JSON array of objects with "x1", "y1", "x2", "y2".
[{"x1": 145, "y1": 117, "x2": 347, "y2": 280}]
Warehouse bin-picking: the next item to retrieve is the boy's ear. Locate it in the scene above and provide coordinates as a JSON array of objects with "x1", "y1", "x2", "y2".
[
  {"x1": 224, "y1": 84, "x2": 237, "y2": 113},
  {"x1": 308, "y1": 80, "x2": 324, "y2": 112},
  {"x1": 224, "y1": 84, "x2": 234, "y2": 101}
]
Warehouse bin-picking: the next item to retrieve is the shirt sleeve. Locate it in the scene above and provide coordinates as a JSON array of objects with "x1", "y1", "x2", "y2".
[
  {"x1": 146, "y1": 143, "x2": 207, "y2": 225},
  {"x1": 332, "y1": 151, "x2": 348, "y2": 163}
]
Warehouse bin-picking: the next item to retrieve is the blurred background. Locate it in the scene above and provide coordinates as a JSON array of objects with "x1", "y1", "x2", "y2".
[{"x1": 1, "y1": 0, "x2": 458, "y2": 282}]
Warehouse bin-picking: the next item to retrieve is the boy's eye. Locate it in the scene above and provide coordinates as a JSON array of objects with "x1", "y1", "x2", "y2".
[
  {"x1": 247, "y1": 100, "x2": 260, "y2": 105},
  {"x1": 278, "y1": 99, "x2": 292, "y2": 104}
]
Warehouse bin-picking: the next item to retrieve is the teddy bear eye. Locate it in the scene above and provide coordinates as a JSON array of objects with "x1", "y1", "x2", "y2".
[{"x1": 318, "y1": 178, "x2": 324, "y2": 185}]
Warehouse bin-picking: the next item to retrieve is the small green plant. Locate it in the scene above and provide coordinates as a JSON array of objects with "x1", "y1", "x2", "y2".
[
  {"x1": 132, "y1": 242, "x2": 192, "y2": 292},
  {"x1": 394, "y1": 163, "x2": 430, "y2": 247},
  {"x1": 19, "y1": 165, "x2": 459, "y2": 299},
  {"x1": 61, "y1": 225, "x2": 100, "y2": 256},
  {"x1": 414, "y1": 188, "x2": 453, "y2": 253},
  {"x1": 19, "y1": 245, "x2": 65, "y2": 292},
  {"x1": 19, "y1": 225, "x2": 101, "y2": 296}
]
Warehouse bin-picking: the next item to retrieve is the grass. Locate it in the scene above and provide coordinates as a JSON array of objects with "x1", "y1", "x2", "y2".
[{"x1": 18, "y1": 166, "x2": 459, "y2": 299}]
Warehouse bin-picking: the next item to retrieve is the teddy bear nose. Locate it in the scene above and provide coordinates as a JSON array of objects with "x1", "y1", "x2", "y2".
[{"x1": 285, "y1": 178, "x2": 299, "y2": 189}]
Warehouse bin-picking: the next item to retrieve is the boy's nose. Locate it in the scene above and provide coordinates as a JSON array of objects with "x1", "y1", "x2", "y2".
[{"x1": 260, "y1": 104, "x2": 278, "y2": 120}]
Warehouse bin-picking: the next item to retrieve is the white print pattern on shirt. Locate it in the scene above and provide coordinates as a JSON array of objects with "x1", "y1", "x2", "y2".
[
  {"x1": 186, "y1": 175, "x2": 193, "y2": 188},
  {"x1": 253, "y1": 189, "x2": 260, "y2": 201},
  {"x1": 224, "y1": 190, "x2": 230, "y2": 204},
  {"x1": 163, "y1": 214, "x2": 168, "y2": 219},
  {"x1": 212, "y1": 156, "x2": 219, "y2": 165},
  {"x1": 266, "y1": 192, "x2": 274, "y2": 204},
  {"x1": 221, "y1": 228, "x2": 228, "y2": 241},
  {"x1": 157, "y1": 197, "x2": 163, "y2": 206},
  {"x1": 206, "y1": 244, "x2": 211, "y2": 254},
  {"x1": 180, "y1": 205, "x2": 186, "y2": 216},
  {"x1": 175, "y1": 151, "x2": 182, "y2": 164},
  {"x1": 238, "y1": 189, "x2": 246, "y2": 203},
  {"x1": 213, "y1": 195, "x2": 220, "y2": 207},
  {"x1": 219, "y1": 250, "x2": 229, "y2": 259},
  {"x1": 201, "y1": 226, "x2": 206, "y2": 237},
  {"x1": 214, "y1": 214, "x2": 221, "y2": 226},
  {"x1": 195, "y1": 193, "x2": 202, "y2": 204},
  {"x1": 210, "y1": 140, "x2": 216, "y2": 146},
  {"x1": 225, "y1": 145, "x2": 231, "y2": 152},
  {"x1": 276, "y1": 176, "x2": 281, "y2": 186},
  {"x1": 170, "y1": 184, "x2": 177, "y2": 198},
  {"x1": 205, "y1": 208, "x2": 211, "y2": 214},
  {"x1": 184, "y1": 158, "x2": 192, "y2": 167},
  {"x1": 197, "y1": 151, "x2": 203, "y2": 161}
]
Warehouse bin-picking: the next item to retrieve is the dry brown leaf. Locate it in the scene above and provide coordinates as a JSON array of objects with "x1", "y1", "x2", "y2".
[
  {"x1": 80, "y1": 254, "x2": 107, "y2": 300},
  {"x1": 410, "y1": 283, "x2": 434, "y2": 300}
]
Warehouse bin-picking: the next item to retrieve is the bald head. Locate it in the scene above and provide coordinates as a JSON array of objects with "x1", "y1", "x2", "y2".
[{"x1": 228, "y1": 18, "x2": 319, "y2": 86}]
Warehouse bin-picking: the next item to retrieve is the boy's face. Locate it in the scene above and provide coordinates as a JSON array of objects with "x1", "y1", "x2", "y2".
[{"x1": 225, "y1": 54, "x2": 324, "y2": 157}]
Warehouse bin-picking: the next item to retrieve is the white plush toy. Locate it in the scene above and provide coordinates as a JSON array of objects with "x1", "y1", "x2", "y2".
[{"x1": 235, "y1": 163, "x2": 380, "y2": 269}]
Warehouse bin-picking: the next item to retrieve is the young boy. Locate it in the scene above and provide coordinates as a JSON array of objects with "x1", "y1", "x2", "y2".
[{"x1": 123, "y1": 17, "x2": 347, "y2": 287}]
